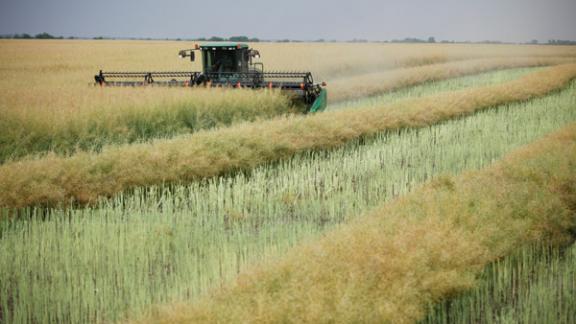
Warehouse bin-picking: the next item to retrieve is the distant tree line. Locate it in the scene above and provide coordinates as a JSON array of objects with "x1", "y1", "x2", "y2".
[
  {"x1": 547, "y1": 39, "x2": 576, "y2": 45},
  {"x1": 0, "y1": 32, "x2": 70, "y2": 39},
  {"x1": 0, "y1": 33, "x2": 262, "y2": 42},
  {"x1": 389, "y1": 37, "x2": 437, "y2": 43},
  {"x1": 1, "y1": 33, "x2": 575, "y2": 46}
]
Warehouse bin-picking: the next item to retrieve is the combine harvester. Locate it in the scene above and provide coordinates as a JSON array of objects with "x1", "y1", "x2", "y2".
[{"x1": 95, "y1": 43, "x2": 327, "y2": 113}]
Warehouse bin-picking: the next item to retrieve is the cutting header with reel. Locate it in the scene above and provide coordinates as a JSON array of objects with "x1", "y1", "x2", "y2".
[{"x1": 94, "y1": 43, "x2": 327, "y2": 113}]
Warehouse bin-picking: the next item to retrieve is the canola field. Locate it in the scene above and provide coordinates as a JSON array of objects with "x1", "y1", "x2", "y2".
[{"x1": 1, "y1": 40, "x2": 576, "y2": 323}]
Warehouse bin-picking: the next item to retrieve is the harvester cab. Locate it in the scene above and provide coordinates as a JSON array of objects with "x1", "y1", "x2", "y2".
[
  {"x1": 179, "y1": 43, "x2": 262, "y2": 74},
  {"x1": 177, "y1": 43, "x2": 264, "y2": 85},
  {"x1": 94, "y1": 43, "x2": 327, "y2": 113}
]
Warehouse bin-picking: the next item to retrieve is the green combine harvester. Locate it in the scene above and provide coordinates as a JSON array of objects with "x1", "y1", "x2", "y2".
[{"x1": 95, "y1": 43, "x2": 327, "y2": 113}]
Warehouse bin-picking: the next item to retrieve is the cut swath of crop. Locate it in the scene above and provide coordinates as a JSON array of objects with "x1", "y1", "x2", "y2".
[
  {"x1": 1, "y1": 64, "x2": 575, "y2": 208},
  {"x1": 136, "y1": 123, "x2": 576, "y2": 324}
]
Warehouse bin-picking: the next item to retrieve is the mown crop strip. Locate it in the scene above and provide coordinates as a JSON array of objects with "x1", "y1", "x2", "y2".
[
  {"x1": 139, "y1": 124, "x2": 576, "y2": 323},
  {"x1": 0, "y1": 64, "x2": 575, "y2": 208}
]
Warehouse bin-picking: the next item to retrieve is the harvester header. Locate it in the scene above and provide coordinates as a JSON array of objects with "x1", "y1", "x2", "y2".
[{"x1": 94, "y1": 43, "x2": 327, "y2": 113}]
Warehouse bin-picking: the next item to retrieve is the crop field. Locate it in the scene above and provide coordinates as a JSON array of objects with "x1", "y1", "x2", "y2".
[{"x1": 1, "y1": 40, "x2": 576, "y2": 323}]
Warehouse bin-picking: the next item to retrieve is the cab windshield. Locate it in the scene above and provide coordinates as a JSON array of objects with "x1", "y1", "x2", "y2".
[{"x1": 203, "y1": 49, "x2": 237, "y2": 73}]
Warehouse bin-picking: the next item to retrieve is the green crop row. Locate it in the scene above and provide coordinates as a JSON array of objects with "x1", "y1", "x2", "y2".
[
  {"x1": 2, "y1": 75, "x2": 576, "y2": 323},
  {"x1": 421, "y1": 242, "x2": 576, "y2": 324}
]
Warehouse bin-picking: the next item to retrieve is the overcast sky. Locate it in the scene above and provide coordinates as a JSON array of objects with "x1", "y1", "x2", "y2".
[{"x1": 0, "y1": 0, "x2": 575, "y2": 42}]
